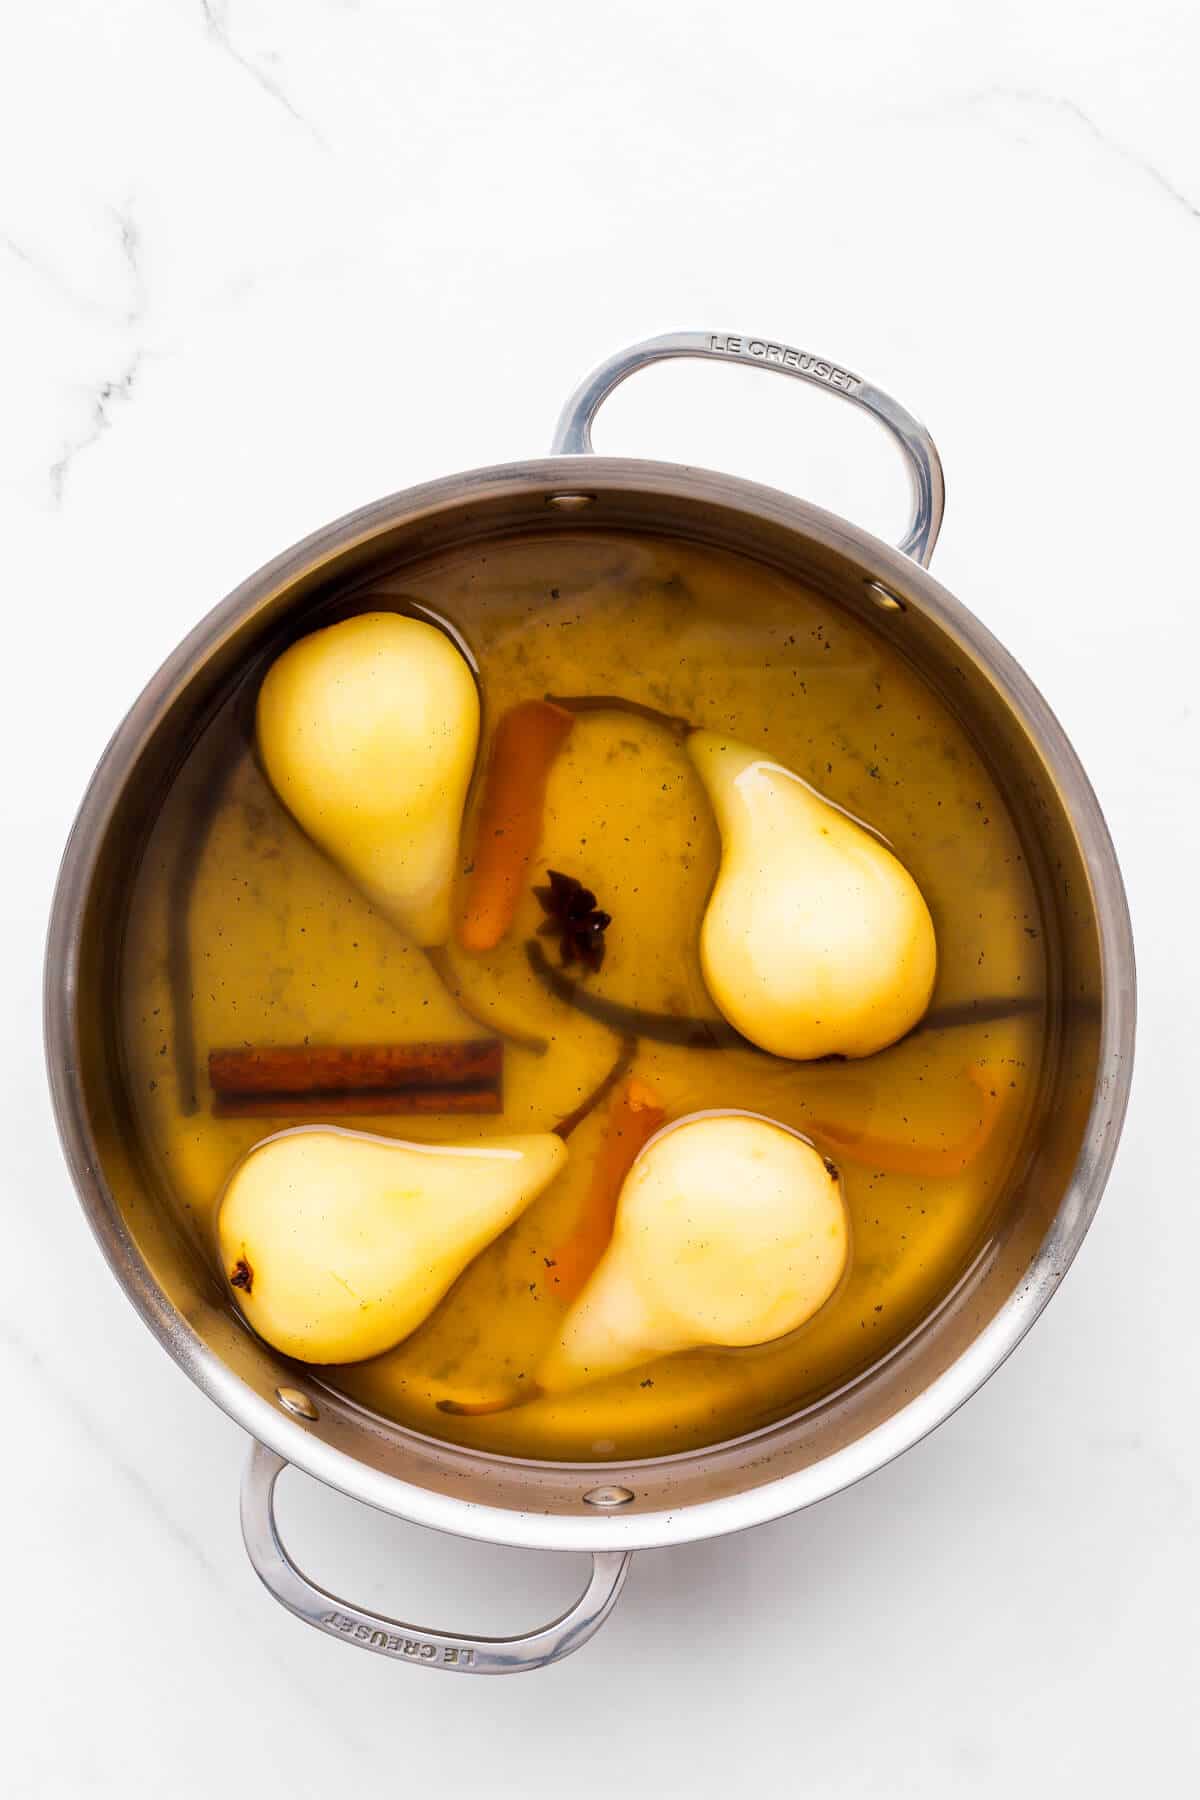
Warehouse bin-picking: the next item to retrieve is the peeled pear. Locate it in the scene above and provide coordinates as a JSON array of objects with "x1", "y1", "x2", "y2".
[
  {"x1": 687, "y1": 731, "x2": 936, "y2": 1059},
  {"x1": 219, "y1": 1125, "x2": 565, "y2": 1363},
  {"x1": 256, "y1": 611, "x2": 479, "y2": 946},
  {"x1": 536, "y1": 1112, "x2": 847, "y2": 1393}
]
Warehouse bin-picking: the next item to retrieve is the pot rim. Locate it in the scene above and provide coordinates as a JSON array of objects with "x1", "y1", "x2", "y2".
[{"x1": 44, "y1": 454, "x2": 1136, "y2": 1552}]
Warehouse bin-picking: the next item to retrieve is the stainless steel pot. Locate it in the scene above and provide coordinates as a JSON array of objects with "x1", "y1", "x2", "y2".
[{"x1": 45, "y1": 332, "x2": 1135, "y2": 1674}]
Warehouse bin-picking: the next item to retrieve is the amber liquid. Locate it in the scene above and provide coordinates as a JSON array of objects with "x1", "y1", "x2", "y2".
[{"x1": 119, "y1": 532, "x2": 1047, "y2": 1461}]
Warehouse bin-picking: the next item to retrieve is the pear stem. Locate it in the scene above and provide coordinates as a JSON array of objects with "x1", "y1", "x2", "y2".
[
  {"x1": 437, "y1": 1384, "x2": 544, "y2": 1417},
  {"x1": 544, "y1": 693, "x2": 693, "y2": 743},
  {"x1": 435, "y1": 1045, "x2": 638, "y2": 1422}
]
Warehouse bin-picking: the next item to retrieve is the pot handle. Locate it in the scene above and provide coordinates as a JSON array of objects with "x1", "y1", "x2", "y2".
[
  {"x1": 551, "y1": 330, "x2": 945, "y2": 567},
  {"x1": 240, "y1": 1441, "x2": 632, "y2": 1674}
]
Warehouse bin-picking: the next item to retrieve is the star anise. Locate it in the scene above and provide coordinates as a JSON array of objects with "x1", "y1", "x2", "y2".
[{"x1": 533, "y1": 869, "x2": 611, "y2": 973}]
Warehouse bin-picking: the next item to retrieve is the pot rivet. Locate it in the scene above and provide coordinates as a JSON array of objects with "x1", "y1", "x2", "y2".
[
  {"x1": 865, "y1": 579, "x2": 905, "y2": 613},
  {"x1": 583, "y1": 1485, "x2": 635, "y2": 1508},
  {"x1": 547, "y1": 492, "x2": 595, "y2": 510},
  {"x1": 276, "y1": 1386, "x2": 319, "y2": 1421}
]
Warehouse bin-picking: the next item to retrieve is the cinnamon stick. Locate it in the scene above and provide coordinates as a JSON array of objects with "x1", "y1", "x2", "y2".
[
  {"x1": 210, "y1": 1041, "x2": 500, "y2": 1094},
  {"x1": 214, "y1": 1087, "x2": 502, "y2": 1118},
  {"x1": 208, "y1": 1039, "x2": 503, "y2": 1118}
]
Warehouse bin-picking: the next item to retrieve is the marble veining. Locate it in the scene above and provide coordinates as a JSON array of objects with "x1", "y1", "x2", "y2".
[
  {"x1": 46, "y1": 207, "x2": 146, "y2": 503},
  {"x1": 937, "y1": 85, "x2": 1200, "y2": 219},
  {"x1": 0, "y1": 1312, "x2": 223, "y2": 1582},
  {"x1": 199, "y1": 0, "x2": 329, "y2": 146}
]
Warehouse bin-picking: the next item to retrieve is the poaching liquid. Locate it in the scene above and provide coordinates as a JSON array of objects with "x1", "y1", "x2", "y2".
[{"x1": 119, "y1": 532, "x2": 1047, "y2": 1461}]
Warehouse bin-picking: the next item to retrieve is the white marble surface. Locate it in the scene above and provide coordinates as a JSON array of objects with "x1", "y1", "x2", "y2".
[{"x1": 4, "y1": 1, "x2": 1198, "y2": 1793}]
